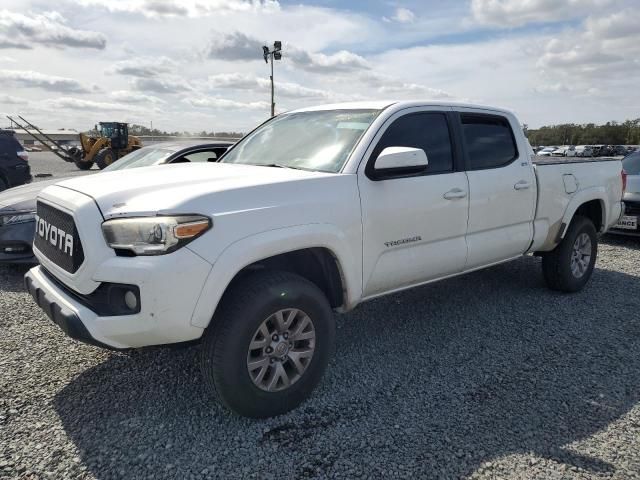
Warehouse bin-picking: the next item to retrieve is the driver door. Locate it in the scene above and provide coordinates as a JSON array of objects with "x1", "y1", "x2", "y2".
[{"x1": 358, "y1": 108, "x2": 469, "y2": 298}]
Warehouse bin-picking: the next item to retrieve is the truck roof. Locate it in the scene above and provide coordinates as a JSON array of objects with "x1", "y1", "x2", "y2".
[{"x1": 289, "y1": 100, "x2": 515, "y2": 117}]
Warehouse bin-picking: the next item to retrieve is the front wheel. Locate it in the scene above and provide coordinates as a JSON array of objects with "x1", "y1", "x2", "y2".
[
  {"x1": 542, "y1": 215, "x2": 597, "y2": 292},
  {"x1": 200, "y1": 271, "x2": 335, "y2": 418},
  {"x1": 95, "y1": 148, "x2": 115, "y2": 169}
]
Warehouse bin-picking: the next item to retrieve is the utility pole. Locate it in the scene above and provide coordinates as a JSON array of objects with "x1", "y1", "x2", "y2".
[{"x1": 262, "y1": 41, "x2": 282, "y2": 117}]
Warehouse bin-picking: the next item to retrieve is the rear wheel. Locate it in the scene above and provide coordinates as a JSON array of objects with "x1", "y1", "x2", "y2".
[
  {"x1": 95, "y1": 148, "x2": 116, "y2": 170},
  {"x1": 542, "y1": 215, "x2": 597, "y2": 292},
  {"x1": 200, "y1": 270, "x2": 335, "y2": 418}
]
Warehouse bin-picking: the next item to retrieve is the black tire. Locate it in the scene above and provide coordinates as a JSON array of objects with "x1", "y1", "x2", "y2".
[
  {"x1": 0, "y1": 177, "x2": 7, "y2": 192},
  {"x1": 200, "y1": 270, "x2": 335, "y2": 418},
  {"x1": 73, "y1": 158, "x2": 93, "y2": 170},
  {"x1": 542, "y1": 215, "x2": 597, "y2": 292},
  {"x1": 95, "y1": 148, "x2": 116, "y2": 170}
]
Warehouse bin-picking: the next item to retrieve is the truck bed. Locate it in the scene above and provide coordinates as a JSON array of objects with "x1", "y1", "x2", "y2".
[{"x1": 533, "y1": 156, "x2": 621, "y2": 165}]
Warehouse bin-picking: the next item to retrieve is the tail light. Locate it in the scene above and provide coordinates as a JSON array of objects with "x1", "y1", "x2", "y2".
[
  {"x1": 622, "y1": 169, "x2": 627, "y2": 193},
  {"x1": 17, "y1": 150, "x2": 29, "y2": 162}
]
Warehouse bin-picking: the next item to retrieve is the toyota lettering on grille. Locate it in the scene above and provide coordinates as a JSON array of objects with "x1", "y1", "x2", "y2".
[{"x1": 35, "y1": 215, "x2": 74, "y2": 257}]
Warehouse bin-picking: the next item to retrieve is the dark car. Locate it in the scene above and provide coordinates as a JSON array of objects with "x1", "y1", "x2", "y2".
[
  {"x1": 0, "y1": 141, "x2": 233, "y2": 264},
  {"x1": 0, "y1": 129, "x2": 31, "y2": 192}
]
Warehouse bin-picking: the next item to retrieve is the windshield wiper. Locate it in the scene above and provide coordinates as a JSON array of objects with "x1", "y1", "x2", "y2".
[{"x1": 259, "y1": 163, "x2": 311, "y2": 171}]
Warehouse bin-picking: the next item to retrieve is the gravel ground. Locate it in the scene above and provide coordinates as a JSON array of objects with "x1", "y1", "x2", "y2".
[
  {"x1": 26, "y1": 151, "x2": 99, "y2": 183},
  {"x1": 1, "y1": 235, "x2": 639, "y2": 479}
]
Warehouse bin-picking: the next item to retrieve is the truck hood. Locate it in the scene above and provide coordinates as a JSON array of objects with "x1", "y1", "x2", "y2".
[
  {"x1": 49, "y1": 163, "x2": 337, "y2": 218},
  {"x1": 0, "y1": 178, "x2": 61, "y2": 211}
]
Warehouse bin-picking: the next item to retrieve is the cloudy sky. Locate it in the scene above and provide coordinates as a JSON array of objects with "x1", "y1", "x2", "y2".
[{"x1": 0, "y1": 0, "x2": 638, "y2": 133}]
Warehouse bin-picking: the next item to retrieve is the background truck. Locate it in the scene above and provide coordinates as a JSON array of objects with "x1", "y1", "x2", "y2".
[{"x1": 24, "y1": 101, "x2": 624, "y2": 418}]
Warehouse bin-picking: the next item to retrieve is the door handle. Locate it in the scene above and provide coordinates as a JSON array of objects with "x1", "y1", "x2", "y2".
[
  {"x1": 514, "y1": 181, "x2": 531, "y2": 190},
  {"x1": 443, "y1": 188, "x2": 467, "y2": 200}
]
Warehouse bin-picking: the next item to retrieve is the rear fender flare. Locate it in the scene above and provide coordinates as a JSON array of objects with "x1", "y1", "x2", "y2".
[{"x1": 559, "y1": 187, "x2": 607, "y2": 238}]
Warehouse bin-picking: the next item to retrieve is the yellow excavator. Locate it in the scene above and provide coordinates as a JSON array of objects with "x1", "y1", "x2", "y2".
[{"x1": 7, "y1": 116, "x2": 143, "y2": 170}]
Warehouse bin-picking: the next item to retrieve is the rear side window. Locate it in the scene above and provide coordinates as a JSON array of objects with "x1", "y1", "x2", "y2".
[
  {"x1": 623, "y1": 152, "x2": 640, "y2": 175},
  {"x1": 370, "y1": 112, "x2": 453, "y2": 175},
  {"x1": 461, "y1": 114, "x2": 518, "y2": 170}
]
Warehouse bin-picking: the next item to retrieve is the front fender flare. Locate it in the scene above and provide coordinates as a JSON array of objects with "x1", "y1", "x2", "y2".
[{"x1": 189, "y1": 224, "x2": 362, "y2": 328}]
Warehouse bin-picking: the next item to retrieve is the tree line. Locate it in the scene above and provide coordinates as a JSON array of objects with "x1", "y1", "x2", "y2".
[
  {"x1": 525, "y1": 119, "x2": 640, "y2": 147},
  {"x1": 128, "y1": 124, "x2": 243, "y2": 138}
]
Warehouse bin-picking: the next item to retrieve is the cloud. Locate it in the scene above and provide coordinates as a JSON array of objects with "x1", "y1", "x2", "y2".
[
  {"x1": 183, "y1": 96, "x2": 269, "y2": 111},
  {"x1": 0, "y1": 10, "x2": 106, "y2": 49},
  {"x1": 113, "y1": 56, "x2": 177, "y2": 77},
  {"x1": 71, "y1": 0, "x2": 279, "y2": 18},
  {"x1": 41, "y1": 97, "x2": 144, "y2": 111},
  {"x1": 0, "y1": 37, "x2": 31, "y2": 49},
  {"x1": 536, "y1": 9, "x2": 640, "y2": 76},
  {"x1": 204, "y1": 31, "x2": 369, "y2": 73},
  {"x1": 0, "y1": 94, "x2": 27, "y2": 104},
  {"x1": 287, "y1": 47, "x2": 370, "y2": 73},
  {"x1": 109, "y1": 90, "x2": 166, "y2": 104},
  {"x1": 0, "y1": 69, "x2": 90, "y2": 93},
  {"x1": 130, "y1": 76, "x2": 192, "y2": 93},
  {"x1": 357, "y1": 72, "x2": 456, "y2": 100},
  {"x1": 383, "y1": 7, "x2": 416, "y2": 23},
  {"x1": 204, "y1": 31, "x2": 264, "y2": 61},
  {"x1": 471, "y1": 0, "x2": 613, "y2": 27},
  {"x1": 207, "y1": 73, "x2": 331, "y2": 99}
]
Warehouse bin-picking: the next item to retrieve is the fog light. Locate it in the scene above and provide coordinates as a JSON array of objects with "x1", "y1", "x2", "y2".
[{"x1": 124, "y1": 290, "x2": 138, "y2": 311}]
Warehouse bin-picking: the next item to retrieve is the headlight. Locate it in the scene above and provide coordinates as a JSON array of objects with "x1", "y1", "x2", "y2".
[
  {"x1": 0, "y1": 211, "x2": 36, "y2": 226},
  {"x1": 102, "y1": 215, "x2": 211, "y2": 256}
]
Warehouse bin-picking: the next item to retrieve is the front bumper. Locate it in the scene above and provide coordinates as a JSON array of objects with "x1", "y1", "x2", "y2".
[
  {"x1": 5, "y1": 163, "x2": 32, "y2": 187},
  {"x1": 25, "y1": 247, "x2": 211, "y2": 349},
  {"x1": 0, "y1": 220, "x2": 36, "y2": 264},
  {"x1": 25, "y1": 269, "x2": 115, "y2": 350}
]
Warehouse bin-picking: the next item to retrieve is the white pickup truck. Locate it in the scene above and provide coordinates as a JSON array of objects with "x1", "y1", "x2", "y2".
[{"x1": 25, "y1": 101, "x2": 624, "y2": 417}]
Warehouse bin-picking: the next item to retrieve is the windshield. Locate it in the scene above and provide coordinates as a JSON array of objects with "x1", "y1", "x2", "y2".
[
  {"x1": 221, "y1": 109, "x2": 380, "y2": 172},
  {"x1": 103, "y1": 146, "x2": 175, "y2": 171},
  {"x1": 623, "y1": 152, "x2": 640, "y2": 175}
]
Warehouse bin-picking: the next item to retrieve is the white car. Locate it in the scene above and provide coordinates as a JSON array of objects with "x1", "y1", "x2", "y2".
[
  {"x1": 565, "y1": 146, "x2": 578, "y2": 157},
  {"x1": 25, "y1": 101, "x2": 624, "y2": 417},
  {"x1": 537, "y1": 146, "x2": 557, "y2": 156},
  {"x1": 552, "y1": 147, "x2": 567, "y2": 156}
]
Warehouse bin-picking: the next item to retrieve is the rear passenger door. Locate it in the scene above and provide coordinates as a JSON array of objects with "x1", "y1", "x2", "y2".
[{"x1": 458, "y1": 110, "x2": 537, "y2": 269}]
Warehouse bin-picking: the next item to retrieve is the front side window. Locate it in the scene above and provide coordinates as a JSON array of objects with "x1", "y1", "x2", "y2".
[
  {"x1": 222, "y1": 109, "x2": 380, "y2": 173},
  {"x1": 462, "y1": 114, "x2": 518, "y2": 170},
  {"x1": 370, "y1": 112, "x2": 454, "y2": 175}
]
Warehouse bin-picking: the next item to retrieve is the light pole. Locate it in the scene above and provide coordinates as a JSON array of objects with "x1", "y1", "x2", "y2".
[{"x1": 262, "y1": 41, "x2": 282, "y2": 117}]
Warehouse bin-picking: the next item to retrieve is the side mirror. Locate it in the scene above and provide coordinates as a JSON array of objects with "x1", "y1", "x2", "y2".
[{"x1": 373, "y1": 147, "x2": 428, "y2": 178}]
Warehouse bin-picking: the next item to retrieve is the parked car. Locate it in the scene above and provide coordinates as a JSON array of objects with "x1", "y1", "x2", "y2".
[
  {"x1": 551, "y1": 147, "x2": 567, "y2": 156},
  {"x1": 0, "y1": 141, "x2": 233, "y2": 264},
  {"x1": 575, "y1": 145, "x2": 593, "y2": 157},
  {"x1": 0, "y1": 130, "x2": 31, "y2": 192},
  {"x1": 24, "y1": 100, "x2": 624, "y2": 418},
  {"x1": 565, "y1": 146, "x2": 577, "y2": 157},
  {"x1": 537, "y1": 146, "x2": 557, "y2": 156},
  {"x1": 614, "y1": 145, "x2": 628, "y2": 156},
  {"x1": 610, "y1": 150, "x2": 640, "y2": 235}
]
